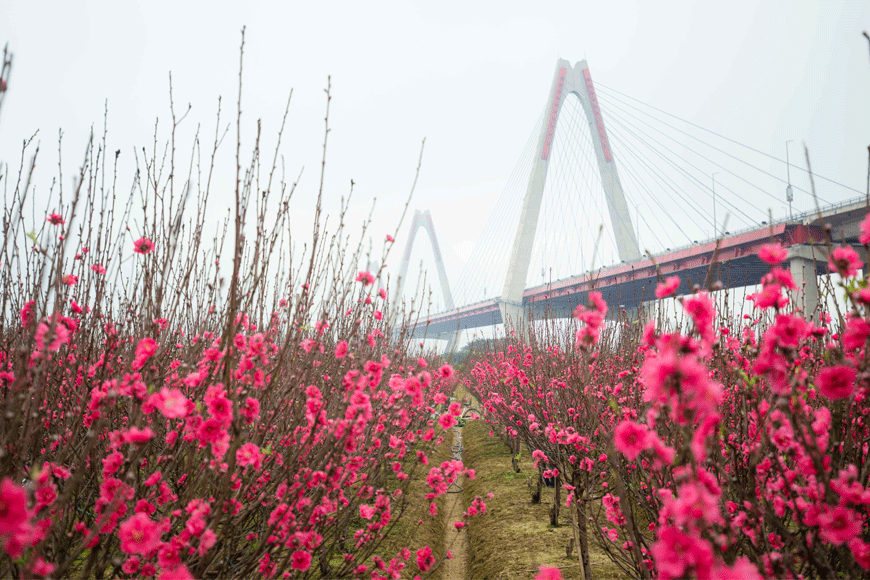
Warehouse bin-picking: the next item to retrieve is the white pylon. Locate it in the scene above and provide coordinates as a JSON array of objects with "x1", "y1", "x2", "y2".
[
  {"x1": 500, "y1": 59, "x2": 640, "y2": 340},
  {"x1": 394, "y1": 210, "x2": 459, "y2": 351}
]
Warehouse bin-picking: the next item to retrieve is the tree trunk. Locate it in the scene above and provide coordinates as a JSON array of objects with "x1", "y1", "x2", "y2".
[
  {"x1": 571, "y1": 476, "x2": 590, "y2": 580},
  {"x1": 531, "y1": 465, "x2": 542, "y2": 504},
  {"x1": 549, "y1": 474, "x2": 561, "y2": 526},
  {"x1": 577, "y1": 491, "x2": 590, "y2": 579}
]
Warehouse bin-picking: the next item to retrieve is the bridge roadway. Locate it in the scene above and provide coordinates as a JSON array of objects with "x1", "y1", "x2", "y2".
[{"x1": 406, "y1": 197, "x2": 869, "y2": 339}]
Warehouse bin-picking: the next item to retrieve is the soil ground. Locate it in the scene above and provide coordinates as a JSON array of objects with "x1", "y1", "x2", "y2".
[
  {"x1": 440, "y1": 428, "x2": 470, "y2": 579},
  {"x1": 457, "y1": 418, "x2": 627, "y2": 580}
]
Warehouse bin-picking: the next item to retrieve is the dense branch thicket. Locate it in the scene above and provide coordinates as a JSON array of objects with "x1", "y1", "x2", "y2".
[
  {"x1": 470, "y1": 244, "x2": 870, "y2": 580},
  {"x1": 0, "y1": 31, "x2": 482, "y2": 580}
]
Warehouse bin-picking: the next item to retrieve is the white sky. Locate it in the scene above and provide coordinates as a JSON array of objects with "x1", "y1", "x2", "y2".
[{"x1": 2, "y1": 0, "x2": 869, "y2": 317}]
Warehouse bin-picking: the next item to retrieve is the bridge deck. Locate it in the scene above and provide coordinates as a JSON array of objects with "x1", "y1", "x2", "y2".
[{"x1": 406, "y1": 218, "x2": 850, "y2": 338}]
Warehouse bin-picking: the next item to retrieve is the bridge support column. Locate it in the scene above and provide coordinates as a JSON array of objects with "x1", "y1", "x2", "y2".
[
  {"x1": 431, "y1": 331, "x2": 461, "y2": 354},
  {"x1": 788, "y1": 245, "x2": 821, "y2": 319},
  {"x1": 499, "y1": 300, "x2": 529, "y2": 343},
  {"x1": 446, "y1": 331, "x2": 460, "y2": 354}
]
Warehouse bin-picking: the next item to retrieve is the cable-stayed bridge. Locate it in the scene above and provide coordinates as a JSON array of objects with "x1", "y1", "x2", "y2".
[{"x1": 397, "y1": 59, "x2": 867, "y2": 344}]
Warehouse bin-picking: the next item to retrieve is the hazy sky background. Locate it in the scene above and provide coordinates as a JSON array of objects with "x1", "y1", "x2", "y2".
[{"x1": 2, "y1": 0, "x2": 869, "y2": 315}]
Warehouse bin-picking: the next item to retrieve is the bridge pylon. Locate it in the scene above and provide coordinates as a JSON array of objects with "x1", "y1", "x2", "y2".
[
  {"x1": 393, "y1": 210, "x2": 460, "y2": 351},
  {"x1": 500, "y1": 59, "x2": 640, "y2": 340}
]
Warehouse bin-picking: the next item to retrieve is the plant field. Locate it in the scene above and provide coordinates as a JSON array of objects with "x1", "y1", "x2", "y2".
[
  {"x1": 2, "y1": 29, "x2": 870, "y2": 580},
  {"x1": 463, "y1": 250, "x2": 870, "y2": 579}
]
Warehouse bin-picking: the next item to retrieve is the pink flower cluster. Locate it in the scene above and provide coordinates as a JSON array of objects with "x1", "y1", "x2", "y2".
[{"x1": 465, "y1": 230, "x2": 870, "y2": 579}]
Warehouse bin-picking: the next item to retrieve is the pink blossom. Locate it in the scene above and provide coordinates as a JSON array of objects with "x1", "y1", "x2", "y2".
[
  {"x1": 291, "y1": 550, "x2": 312, "y2": 571},
  {"x1": 30, "y1": 558, "x2": 54, "y2": 576},
  {"x1": 416, "y1": 546, "x2": 435, "y2": 571},
  {"x1": 241, "y1": 397, "x2": 261, "y2": 424},
  {"x1": 134, "y1": 237, "x2": 155, "y2": 255},
  {"x1": 132, "y1": 337, "x2": 158, "y2": 371},
  {"x1": 34, "y1": 483, "x2": 57, "y2": 510},
  {"x1": 236, "y1": 443, "x2": 264, "y2": 470},
  {"x1": 46, "y1": 213, "x2": 65, "y2": 225},
  {"x1": 158, "y1": 540, "x2": 182, "y2": 570},
  {"x1": 335, "y1": 341, "x2": 348, "y2": 359},
  {"x1": 205, "y1": 385, "x2": 233, "y2": 426},
  {"x1": 0, "y1": 478, "x2": 29, "y2": 535},
  {"x1": 682, "y1": 292, "x2": 715, "y2": 341},
  {"x1": 154, "y1": 387, "x2": 189, "y2": 419},
  {"x1": 300, "y1": 338, "x2": 315, "y2": 353},
  {"x1": 62, "y1": 274, "x2": 78, "y2": 286},
  {"x1": 758, "y1": 243, "x2": 788, "y2": 265},
  {"x1": 574, "y1": 292, "x2": 608, "y2": 348},
  {"x1": 642, "y1": 336, "x2": 721, "y2": 422},
  {"x1": 19, "y1": 300, "x2": 34, "y2": 327},
  {"x1": 35, "y1": 320, "x2": 70, "y2": 351},
  {"x1": 102, "y1": 451, "x2": 125, "y2": 478},
  {"x1": 828, "y1": 246, "x2": 863, "y2": 277},
  {"x1": 669, "y1": 478, "x2": 723, "y2": 527},
  {"x1": 124, "y1": 427, "x2": 154, "y2": 444},
  {"x1": 158, "y1": 564, "x2": 195, "y2": 580},
  {"x1": 199, "y1": 528, "x2": 217, "y2": 556},
  {"x1": 438, "y1": 413, "x2": 456, "y2": 430},
  {"x1": 655, "y1": 276, "x2": 681, "y2": 298},
  {"x1": 534, "y1": 566, "x2": 564, "y2": 580},
  {"x1": 850, "y1": 537, "x2": 870, "y2": 570},
  {"x1": 861, "y1": 212, "x2": 870, "y2": 245},
  {"x1": 588, "y1": 291, "x2": 608, "y2": 314},
  {"x1": 751, "y1": 282, "x2": 788, "y2": 310},
  {"x1": 91, "y1": 263, "x2": 106, "y2": 274},
  {"x1": 118, "y1": 513, "x2": 161, "y2": 555},
  {"x1": 359, "y1": 504, "x2": 376, "y2": 519},
  {"x1": 355, "y1": 270, "x2": 375, "y2": 286},
  {"x1": 817, "y1": 365, "x2": 856, "y2": 399},
  {"x1": 614, "y1": 420, "x2": 651, "y2": 460},
  {"x1": 818, "y1": 504, "x2": 862, "y2": 545},
  {"x1": 439, "y1": 364, "x2": 454, "y2": 379},
  {"x1": 710, "y1": 557, "x2": 763, "y2": 580},
  {"x1": 767, "y1": 313, "x2": 809, "y2": 348},
  {"x1": 843, "y1": 317, "x2": 870, "y2": 351},
  {"x1": 121, "y1": 556, "x2": 140, "y2": 574},
  {"x1": 650, "y1": 526, "x2": 713, "y2": 580},
  {"x1": 197, "y1": 417, "x2": 226, "y2": 444}
]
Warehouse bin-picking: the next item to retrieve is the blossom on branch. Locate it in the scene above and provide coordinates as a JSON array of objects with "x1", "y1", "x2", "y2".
[{"x1": 133, "y1": 237, "x2": 155, "y2": 255}]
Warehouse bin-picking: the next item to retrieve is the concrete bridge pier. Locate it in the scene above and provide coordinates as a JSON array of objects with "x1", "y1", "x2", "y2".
[
  {"x1": 444, "y1": 330, "x2": 459, "y2": 354},
  {"x1": 788, "y1": 245, "x2": 822, "y2": 319},
  {"x1": 499, "y1": 300, "x2": 530, "y2": 344}
]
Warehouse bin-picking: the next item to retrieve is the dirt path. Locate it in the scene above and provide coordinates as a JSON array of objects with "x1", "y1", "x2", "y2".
[{"x1": 441, "y1": 426, "x2": 469, "y2": 579}]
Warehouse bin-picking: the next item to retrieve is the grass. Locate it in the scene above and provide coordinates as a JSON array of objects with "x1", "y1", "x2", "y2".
[
  {"x1": 459, "y1": 418, "x2": 627, "y2": 580},
  {"x1": 374, "y1": 435, "x2": 451, "y2": 578}
]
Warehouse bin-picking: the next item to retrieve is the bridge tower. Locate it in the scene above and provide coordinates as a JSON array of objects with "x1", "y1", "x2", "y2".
[
  {"x1": 394, "y1": 209, "x2": 459, "y2": 350},
  {"x1": 500, "y1": 59, "x2": 640, "y2": 340}
]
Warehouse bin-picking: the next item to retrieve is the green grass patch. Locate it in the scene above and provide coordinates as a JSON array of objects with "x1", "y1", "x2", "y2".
[
  {"x1": 374, "y1": 434, "x2": 451, "y2": 577},
  {"x1": 459, "y1": 419, "x2": 627, "y2": 580}
]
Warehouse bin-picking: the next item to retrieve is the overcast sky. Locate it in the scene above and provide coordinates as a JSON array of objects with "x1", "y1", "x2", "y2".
[{"x1": 2, "y1": 0, "x2": 869, "y2": 314}]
